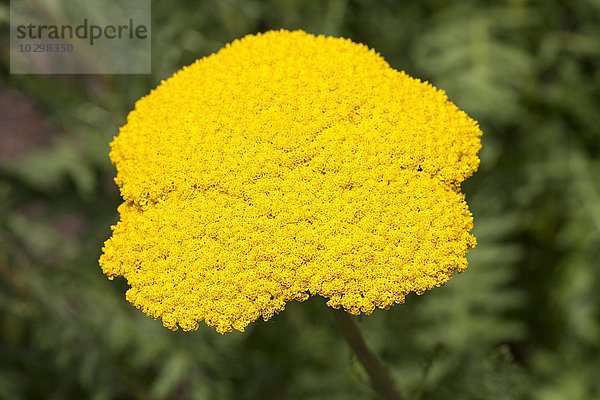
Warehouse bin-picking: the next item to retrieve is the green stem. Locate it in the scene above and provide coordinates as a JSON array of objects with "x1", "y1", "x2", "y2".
[{"x1": 330, "y1": 308, "x2": 402, "y2": 400}]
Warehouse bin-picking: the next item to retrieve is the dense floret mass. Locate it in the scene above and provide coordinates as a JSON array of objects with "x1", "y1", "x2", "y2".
[{"x1": 100, "y1": 30, "x2": 482, "y2": 334}]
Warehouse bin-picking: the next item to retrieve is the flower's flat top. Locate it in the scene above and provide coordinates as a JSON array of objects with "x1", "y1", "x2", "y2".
[{"x1": 100, "y1": 30, "x2": 482, "y2": 334}]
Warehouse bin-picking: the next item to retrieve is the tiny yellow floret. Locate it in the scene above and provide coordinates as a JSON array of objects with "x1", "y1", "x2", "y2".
[{"x1": 100, "y1": 30, "x2": 482, "y2": 334}]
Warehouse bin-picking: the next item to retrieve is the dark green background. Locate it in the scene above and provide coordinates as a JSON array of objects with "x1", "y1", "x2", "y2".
[{"x1": 1, "y1": 1, "x2": 599, "y2": 399}]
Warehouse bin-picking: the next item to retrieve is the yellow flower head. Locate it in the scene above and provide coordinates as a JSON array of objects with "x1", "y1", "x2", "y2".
[{"x1": 100, "y1": 30, "x2": 482, "y2": 334}]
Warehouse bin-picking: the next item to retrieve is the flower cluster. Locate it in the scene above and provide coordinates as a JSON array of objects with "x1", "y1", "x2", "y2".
[{"x1": 100, "y1": 30, "x2": 482, "y2": 334}]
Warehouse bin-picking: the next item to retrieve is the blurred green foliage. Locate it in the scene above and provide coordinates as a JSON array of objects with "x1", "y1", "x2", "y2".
[{"x1": 1, "y1": 0, "x2": 599, "y2": 399}]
